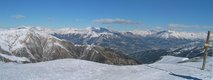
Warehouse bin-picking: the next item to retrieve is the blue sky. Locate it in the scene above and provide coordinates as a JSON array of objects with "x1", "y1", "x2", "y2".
[{"x1": 0, "y1": 0, "x2": 212, "y2": 32}]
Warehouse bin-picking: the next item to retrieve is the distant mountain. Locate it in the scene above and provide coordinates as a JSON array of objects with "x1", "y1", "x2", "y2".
[
  {"x1": 0, "y1": 27, "x2": 138, "y2": 65},
  {"x1": 52, "y1": 27, "x2": 211, "y2": 63},
  {"x1": 53, "y1": 27, "x2": 206, "y2": 49}
]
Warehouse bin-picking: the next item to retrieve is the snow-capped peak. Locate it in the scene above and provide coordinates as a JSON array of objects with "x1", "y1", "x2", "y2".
[
  {"x1": 151, "y1": 30, "x2": 207, "y2": 40},
  {"x1": 130, "y1": 29, "x2": 207, "y2": 40}
]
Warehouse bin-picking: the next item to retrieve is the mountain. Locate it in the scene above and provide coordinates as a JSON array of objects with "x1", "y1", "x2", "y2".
[
  {"x1": 0, "y1": 27, "x2": 138, "y2": 65},
  {"x1": 52, "y1": 27, "x2": 211, "y2": 63}
]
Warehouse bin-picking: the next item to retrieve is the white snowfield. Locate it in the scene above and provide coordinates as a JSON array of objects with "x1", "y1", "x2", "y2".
[{"x1": 0, "y1": 56, "x2": 212, "y2": 80}]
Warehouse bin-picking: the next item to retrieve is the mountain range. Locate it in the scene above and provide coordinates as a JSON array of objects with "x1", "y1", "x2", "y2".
[
  {"x1": 52, "y1": 27, "x2": 212, "y2": 63},
  {"x1": 0, "y1": 27, "x2": 138, "y2": 65},
  {"x1": 0, "y1": 26, "x2": 212, "y2": 64}
]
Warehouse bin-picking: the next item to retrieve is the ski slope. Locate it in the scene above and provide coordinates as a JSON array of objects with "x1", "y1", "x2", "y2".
[{"x1": 0, "y1": 56, "x2": 212, "y2": 80}]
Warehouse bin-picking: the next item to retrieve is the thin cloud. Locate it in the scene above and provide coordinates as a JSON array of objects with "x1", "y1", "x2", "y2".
[
  {"x1": 94, "y1": 18, "x2": 139, "y2": 24},
  {"x1": 11, "y1": 14, "x2": 26, "y2": 19}
]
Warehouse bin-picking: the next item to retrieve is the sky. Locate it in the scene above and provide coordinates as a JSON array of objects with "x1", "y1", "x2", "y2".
[{"x1": 0, "y1": 0, "x2": 212, "y2": 32}]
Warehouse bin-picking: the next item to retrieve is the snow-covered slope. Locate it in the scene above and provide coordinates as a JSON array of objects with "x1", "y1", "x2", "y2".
[
  {"x1": 0, "y1": 27, "x2": 54, "y2": 52},
  {"x1": 0, "y1": 27, "x2": 66, "y2": 60},
  {"x1": 0, "y1": 56, "x2": 212, "y2": 80},
  {"x1": 0, "y1": 27, "x2": 28, "y2": 52}
]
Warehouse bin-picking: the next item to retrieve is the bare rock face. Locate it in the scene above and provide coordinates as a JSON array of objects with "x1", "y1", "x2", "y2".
[
  {"x1": 74, "y1": 46, "x2": 139, "y2": 65},
  {"x1": 0, "y1": 28, "x2": 139, "y2": 65}
]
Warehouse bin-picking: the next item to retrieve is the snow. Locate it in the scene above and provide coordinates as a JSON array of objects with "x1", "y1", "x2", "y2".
[
  {"x1": 0, "y1": 53, "x2": 30, "y2": 62},
  {"x1": 0, "y1": 26, "x2": 64, "y2": 52},
  {"x1": 156, "y1": 56, "x2": 186, "y2": 64},
  {"x1": 129, "y1": 30, "x2": 155, "y2": 37},
  {"x1": 86, "y1": 44, "x2": 95, "y2": 50},
  {"x1": 130, "y1": 30, "x2": 208, "y2": 40},
  {"x1": 182, "y1": 58, "x2": 189, "y2": 62},
  {"x1": 0, "y1": 28, "x2": 28, "y2": 52},
  {"x1": 0, "y1": 56, "x2": 212, "y2": 80},
  {"x1": 53, "y1": 27, "x2": 115, "y2": 39},
  {"x1": 151, "y1": 30, "x2": 207, "y2": 40},
  {"x1": 74, "y1": 44, "x2": 84, "y2": 46},
  {"x1": 54, "y1": 42, "x2": 69, "y2": 52}
]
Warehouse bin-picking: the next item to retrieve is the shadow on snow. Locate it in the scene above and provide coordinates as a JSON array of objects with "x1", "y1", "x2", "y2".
[{"x1": 169, "y1": 72, "x2": 202, "y2": 80}]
